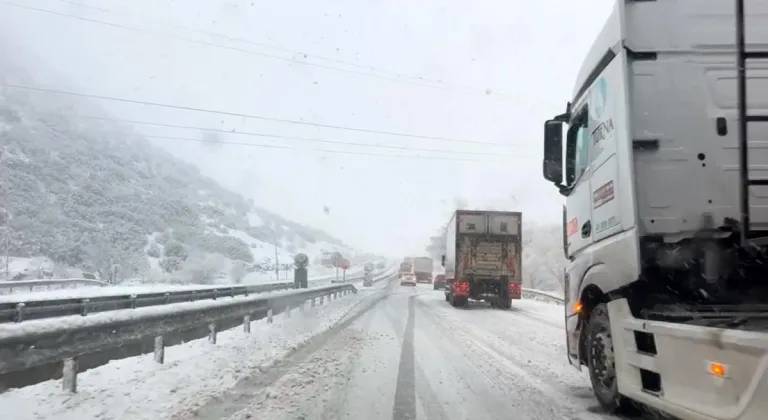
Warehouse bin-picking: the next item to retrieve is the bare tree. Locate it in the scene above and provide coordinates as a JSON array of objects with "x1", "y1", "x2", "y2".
[{"x1": 83, "y1": 241, "x2": 122, "y2": 285}]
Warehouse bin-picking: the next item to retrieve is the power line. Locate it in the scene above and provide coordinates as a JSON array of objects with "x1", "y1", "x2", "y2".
[
  {"x1": 49, "y1": 0, "x2": 513, "y2": 99},
  {"x1": 1, "y1": 83, "x2": 511, "y2": 146},
  {"x1": 141, "y1": 134, "x2": 507, "y2": 163},
  {"x1": 81, "y1": 115, "x2": 524, "y2": 158},
  {"x1": 8, "y1": 1, "x2": 509, "y2": 99},
  {"x1": 52, "y1": 1, "x2": 459, "y2": 87}
]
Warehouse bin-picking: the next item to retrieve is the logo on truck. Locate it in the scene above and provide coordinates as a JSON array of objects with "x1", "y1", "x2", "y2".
[
  {"x1": 591, "y1": 77, "x2": 608, "y2": 119},
  {"x1": 593, "y1": 180, "x2": 615, "y2": 209},
  {"x1": 589, "y1": 77, "x2": 615, "y2": 151}
]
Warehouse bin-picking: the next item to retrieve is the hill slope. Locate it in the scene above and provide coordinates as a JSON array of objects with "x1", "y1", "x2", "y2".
[{"x1": 0, "y1": 82, "x2": 357, "y2": 284}]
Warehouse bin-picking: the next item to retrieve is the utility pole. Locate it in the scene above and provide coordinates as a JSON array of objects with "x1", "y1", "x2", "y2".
[
  {"x1": 0, "y1": 149, "x2": 8, "y2": 282},
  {"x1": 4, "y1": 234, "x2": 9, "y2": 282},
  {"x1": 271, "y1": 227, "x2": 279, "y2": 281}
]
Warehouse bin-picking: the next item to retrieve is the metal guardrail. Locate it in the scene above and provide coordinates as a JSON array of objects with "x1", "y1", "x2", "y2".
[
  {"x1": 0, "y1": 266, "x2": 394, "y2": 324},
  {"x1": 0, "y1": 278, "x2": 109, "y2": 294},
  {"x1": 522, "y1": 288, "x2": 565, "y2": 304},
  {"x1": 0, "y1": 272, "x2": 394, "y2": 392},
  {"x1": 0, "y1": 282, "x2": 298, "y2": 324}
]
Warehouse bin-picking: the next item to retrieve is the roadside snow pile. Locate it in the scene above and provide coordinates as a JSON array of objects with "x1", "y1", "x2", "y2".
[{"x1": 0, "y1": 286, "x2": 383, "y2": 420}]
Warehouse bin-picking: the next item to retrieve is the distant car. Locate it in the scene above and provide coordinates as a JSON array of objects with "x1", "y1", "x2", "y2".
[
  {"x1": 400, "y1": 273, "x2": 416, "y2": 286},
  {"x1": 433, "y1": 274, "x2": 446, "y2": 290}
]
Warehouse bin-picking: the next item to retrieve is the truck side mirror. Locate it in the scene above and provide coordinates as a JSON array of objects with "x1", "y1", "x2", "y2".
[
  {"x1": 543, "y1": 120, "x2": 564, "y2": 184},
  {"x1": 441, "y1": 255, "x2": 445, "y2": 267}
]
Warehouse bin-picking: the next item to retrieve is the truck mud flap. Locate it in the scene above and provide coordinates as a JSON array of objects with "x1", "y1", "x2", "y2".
[{"x1": 608, "y1": 298, "x2": 768, "y2": 420}]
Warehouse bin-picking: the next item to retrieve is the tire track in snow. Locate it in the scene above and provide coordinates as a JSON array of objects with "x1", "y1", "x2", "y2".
[
  {"x1": 392, "y1": 295, "x2": 417, "y2": 420},
  {"x1": 380, "y1": 289, "x2": 450, "y2": 420}
]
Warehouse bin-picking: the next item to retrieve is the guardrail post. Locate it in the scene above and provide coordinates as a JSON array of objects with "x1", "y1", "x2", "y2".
[
  {"x1": 244, "y1": 315, "x2": 251, "y2": 333},
  {"x1": 212, "y1": 289, "x2": 218, "y2": 300},
  {"x1": 320, "y1": 295, "x2": 324, "y2": 305},
  {"x1": 164, "y1": 292, "x2": 170, "y2": 304},
  {"x1": 15, "y1": 303, "x2": 25, "y2": 323},
  {"x1": 130, "y1": 294, "x2": 137, "y2": 309},
  {"x1": 80, "y1": 299, "x2": 90, "y2": 316},
  {"x1": 299, "y1": 301, "x2": 305, "y2": 313},
  {"x1": 311, "y1": 297, "x2": 316, "y2": 308},
  {"x1": 208, "y1": 323, "x2": 217, "y2": 344},
  {"x1": 154, "y1": 336, "x2": 164, "y2": 364},
  {"x1": 267, "y1": 308, "x2": 273, "y2": 323},
  {"x1": 62, "y1": 357, "x2": 78, "y2": 393},
  {"x1": 285, "y1": 305, "x2": 291, "y2": 318}
]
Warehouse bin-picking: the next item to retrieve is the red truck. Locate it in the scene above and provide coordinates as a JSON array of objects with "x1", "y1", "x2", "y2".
[{"x1": 442, "y1": 210, "x2": 523, "y2": 309}]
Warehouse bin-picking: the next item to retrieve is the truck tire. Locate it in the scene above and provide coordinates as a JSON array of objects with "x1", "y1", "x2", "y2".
[
  {"x1": 585, "y1": 303, "x2": 636, "y2": 415},
  {"x1": 451, "y1": 295, "x2": 468, "y2": 307},
  {"x1": 497, "y1": 298, "x2": 512, "y2": 309}
]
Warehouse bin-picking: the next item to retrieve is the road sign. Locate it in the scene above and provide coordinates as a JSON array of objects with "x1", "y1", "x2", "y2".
[
  {"x1": 339, "y1": 258, "x2": 350, "y2": 270},
  {"x1": 293, "y1": 253, "x2": 309, "y2": 268}
]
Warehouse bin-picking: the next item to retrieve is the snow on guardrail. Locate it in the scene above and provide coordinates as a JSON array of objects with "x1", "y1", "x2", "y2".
[
  {"x1": 0, "y1": 270, "x2": 396, "y2": 392},
  {"x1": 0, "y1": 278, "x2": 109, "y2": 294},
  {"x1": 522, "y1": 288, "x2": 565, "y2": 304}
]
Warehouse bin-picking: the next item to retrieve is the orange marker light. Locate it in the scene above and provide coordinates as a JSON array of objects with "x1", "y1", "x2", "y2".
[
  {"x1": 573, "y1": 301, "x2": 583, "y2": 313},
  {"x1": 708, "y1": 361, "x2": 726, "y2": 377}
]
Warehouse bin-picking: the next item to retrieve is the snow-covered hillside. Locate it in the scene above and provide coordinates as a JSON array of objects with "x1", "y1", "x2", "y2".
[{"x1": 0, "y1": 65, "x2": 364, "y2": 286}]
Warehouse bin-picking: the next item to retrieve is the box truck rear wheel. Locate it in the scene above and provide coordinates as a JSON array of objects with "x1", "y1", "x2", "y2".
[
  {"x1": 585, "y1": 303, "x2": 637, "y2": 415},
  {"x1": 450, "y1": 294, "x2": 467, "y2": 307},
  {"x1": 497, "y1": 298, "x2": 512, "y2": 309}
]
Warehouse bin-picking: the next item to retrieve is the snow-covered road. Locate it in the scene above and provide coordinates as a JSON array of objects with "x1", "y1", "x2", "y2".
[
  {"x1": 1, "y1": 278, "x2": 620, "y2": 420},
  {"x1": 182, "y1": 281, "x2": 617, "y2": 420}
]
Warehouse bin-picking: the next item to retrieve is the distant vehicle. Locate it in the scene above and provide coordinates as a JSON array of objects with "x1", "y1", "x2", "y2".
[
  {"x1": 443, "y1": 210, "x2": 522, "y2": 309},
  {"x1": 320, "y1": 251, "x2": 343, "y2": 268},
  {"x1": 397, "y1": 261, "x2": 412, "y2": 279},
  {"x1": 432, "y1": 274, "x2": 446, "y2": 290},
  {"x1": 413, "y1": 257, "x2": 433, "y2": 283},
  {"x1": 400, "y1": 272, "x2": 416, "y2": 287}
]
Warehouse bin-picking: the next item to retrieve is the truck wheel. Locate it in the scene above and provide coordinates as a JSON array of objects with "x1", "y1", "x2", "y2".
[
  {"x1": 585, "y1": 303, "x2": 636, "y2": 415},
  {"x1": 445, "y1": 292, "x2": 450, "y2": 302},
  {"x1": 497, "y1": 298, "x2": 512, "y2": 309},
  {"x1": 451, "y1": 295, "x2": 468, "y2": 307}
]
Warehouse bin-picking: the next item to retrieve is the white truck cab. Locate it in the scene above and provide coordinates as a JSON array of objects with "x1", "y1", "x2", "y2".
[{"x1": 542, "y1": 1, "x2": 768, "y2": 419}]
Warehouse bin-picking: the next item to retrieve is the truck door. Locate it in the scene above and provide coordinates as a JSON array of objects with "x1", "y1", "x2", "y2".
[
  {"x1": 456, "y1": 212, "x2": 486, "y2": 283},
  {"x1": 565, "y1": 107, "x2": 593, "y2": 256},
  {"x1": 588, "y1": 75, "x2": 621, "y2": 241}
]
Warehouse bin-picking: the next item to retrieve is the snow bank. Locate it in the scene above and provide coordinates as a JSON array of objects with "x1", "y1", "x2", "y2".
[{"x1": 0, "y1": 286, "x2": 380, "y2": 420}]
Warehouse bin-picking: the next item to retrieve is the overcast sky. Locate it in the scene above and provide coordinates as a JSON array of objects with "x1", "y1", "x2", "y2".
[{"x1": 0, "y1": 0, "x2": 613, "y2": 256}]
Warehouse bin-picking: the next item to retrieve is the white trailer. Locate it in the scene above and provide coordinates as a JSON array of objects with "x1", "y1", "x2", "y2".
[{"x1": 541, "y1": 1, "x2": 768, "y2": 419}]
